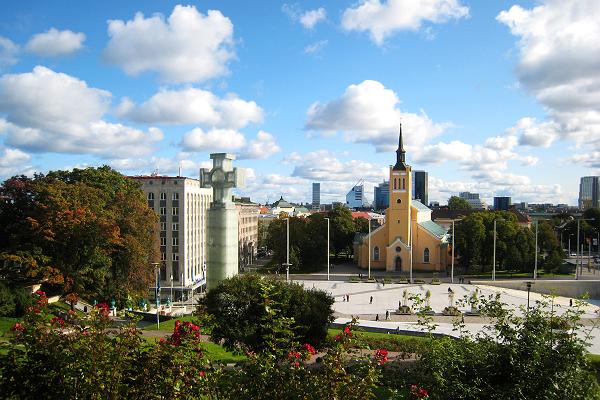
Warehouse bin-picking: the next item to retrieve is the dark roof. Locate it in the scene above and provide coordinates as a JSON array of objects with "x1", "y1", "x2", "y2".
[
  {"x1": 392, "y1": 124, "x2": 408, "y2": 171},
  {"x1": 431, "y1": 208, "x2": 532, "y2": 224},
  {"x1": 273, "y1": 196, "x2": 293, "y2": 208}
]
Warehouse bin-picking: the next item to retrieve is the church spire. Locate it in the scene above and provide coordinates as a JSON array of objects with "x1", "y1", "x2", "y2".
[{"x1": 393, "y1": 123, "x2": 408, "y2": 171}]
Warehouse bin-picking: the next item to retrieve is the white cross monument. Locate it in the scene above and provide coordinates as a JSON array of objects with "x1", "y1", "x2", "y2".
[{"x1": 200, "y1": 153, "x2": 244, "y2": 290}]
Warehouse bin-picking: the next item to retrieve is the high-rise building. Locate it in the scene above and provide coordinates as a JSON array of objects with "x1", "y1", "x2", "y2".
[
  {"x1": 374, "y1": 180, "x2": 389, "y2": 210},
  {"x1": 234, "y1": 197, "x2": 259, "y2": 270},
  {"x1": 346, "y1": 183, "x2": 367, "y2": 209},
  {"x1": 131, "y1": 175, "x2": 212, "y2": 301},
  {"x1": 458, "y1": 191, "x2": 487, "y2": 209},
  {"x1": 579, "y1": 176, "x2": 600, "y2": 210},
  {"x1": 494, "y1": 196, "x2": 512, "y2": 211},
  {"x1": 312, "y1": 182, "x2": 320, "y2": 210},
  {"x1": 412, "y1": 170, "x2": 428, "y2": 206}
]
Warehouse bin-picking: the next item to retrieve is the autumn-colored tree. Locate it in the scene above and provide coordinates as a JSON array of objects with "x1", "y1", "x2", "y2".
[{"x1": 0, "y1": 166, "x2": 158, "y2": 304}]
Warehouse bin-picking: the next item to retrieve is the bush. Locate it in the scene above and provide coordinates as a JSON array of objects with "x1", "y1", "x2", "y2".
[
  {"x1": 0, "y1": 282, "x2": 15, "y2": 317},
  {"x1": 200, "y1": 275, "x2": 335, "y2": 352}
]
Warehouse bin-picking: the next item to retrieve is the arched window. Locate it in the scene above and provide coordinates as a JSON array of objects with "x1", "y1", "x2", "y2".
[
  {"x1": 373, "y1": 246, "x2": 380, "y2": 261},
  {"x1": 148, "y1": 192, "x2": 154, "y2": 200},
  {"x1": 393, "y1": 179, "x2": 397, "y2": 190},
  {"x1": 423, "y1": 248, "x2": 430, "y2": 263},
  {"x1": 402, "y1": 178, "x2": 405, "y2": 190}
]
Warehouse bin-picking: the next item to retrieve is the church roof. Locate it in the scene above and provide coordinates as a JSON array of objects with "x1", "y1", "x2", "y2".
[
  {"x1": 273, "y1": 196, "x2": 293, "y2": 208},
  {"x1": 393, "y1": 124, "x2": 408, "y2": 171},
  {"x1": 418, "y1": 220, "x2": 448, "y2": 239},
  {"x1": 412, "y1": 200, "x2": 431, "y2": 212}
]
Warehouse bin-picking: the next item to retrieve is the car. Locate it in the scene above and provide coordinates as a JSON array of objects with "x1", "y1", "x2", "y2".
[{"x1": 570, "y1": 252, "x2": 576, "y2": 257}]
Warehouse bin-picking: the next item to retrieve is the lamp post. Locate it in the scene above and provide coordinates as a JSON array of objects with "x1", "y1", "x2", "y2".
[
  {"x1": 534, "y1": 220, "x2": 538, "y2": 280},
  {"x1": 526, "y1": 281, "x2": 533, "y2": 314},
  {"x1": 285, "y1": 217, "x2": 290, "y2": 281},
  {"x1": 451, "y1": 219, "x2": 455, "y2": 284},
  {"x1": 368, "y1": 217, "x2": 371, "y2": 280},
  {"x1": 152, "y1": 262, "x2": 161, "y2": 330},
  {"x1": 568, "y1": 234, "x2": 573, "y2": 256},
  {"x1": 492, "y1": 218, "x2": 504, "y2": 281},
  {"x1": 325, "y1": 217, "x2": 330, "y2": 281},
  {"x1": 576, "y1": 218, "x2": 594, "y2": 280}
]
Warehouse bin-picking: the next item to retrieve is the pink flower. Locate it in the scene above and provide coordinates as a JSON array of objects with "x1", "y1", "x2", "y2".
[
  {"x1": 374, "y1": 348, "x2": 389, "y2": 365},
  {"x1": 343, "y1": 326, "x2": 352, "y2": 336},
  {"x1": 11, "y1": 323, "x2": 24, "y2": 332},
  {"x1": 199, "y1": 371, "x2": 206, "y2": 378}
]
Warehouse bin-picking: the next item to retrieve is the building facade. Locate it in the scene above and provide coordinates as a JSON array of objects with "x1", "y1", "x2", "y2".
[
  {"x1": 346, "y1": 183, "x2": 367, "y2": 209},
  {"x1": 412, "y1": 170, "x2": 428, "y2": 206},
  {"x1": 374, "y1": 180, "x2": 389, "y2": 210},
  {"x1": 234, "y1": 197, "x2": 259, "y2": 270},
  {"x1": 579, "y1": 176, "x2": 600, "y2": 210},
  {"x1": 493, "y1": 196, "x2": 512, "y2": 211},
  {"x1": 131, "y1": 176, "x2": 212, "y2": 301},
  {"x1": 355, "y1": 126, "x2": 449, "y2": 272},
  {"x1": 312, "y1": 182, "x2": 320, "y2": 210},
  {"x1": 458, "y1": 191, "x2": 487, "y2": 209}
]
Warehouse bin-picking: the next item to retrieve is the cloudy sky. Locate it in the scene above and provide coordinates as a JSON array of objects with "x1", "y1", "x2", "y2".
[{"x1": 0, "y1": 0, "x2": 598, "y2": 206}]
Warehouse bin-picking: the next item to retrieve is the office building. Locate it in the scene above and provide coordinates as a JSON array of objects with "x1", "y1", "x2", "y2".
[
  {"x1": 493, "y1": 196, "x2": 512, "y2": 211},
  {"x1": 579, "y1": 176, "x2": 600, "y2": 210},
  {"x1": 374, "y1": 180, "x2": 389, "y2": 210},
  {"x1": 458, "y1": 191, "x2": 487, "y2": 209},
  {"x1": 312, "y1": 182, "x2": 320, "y2": 210},
  {"x1": 412, "y1": 170, "x2": 428, "y2": 206},
  {"x1": 346, "y1": 182, "x2": 367, "y2": 209},
  {"x1": 131, "y1": 175, "x2": 212, "y2": 301},
  {"x1": 234, "y1": 197, "x2": 259, "y2": 270}
]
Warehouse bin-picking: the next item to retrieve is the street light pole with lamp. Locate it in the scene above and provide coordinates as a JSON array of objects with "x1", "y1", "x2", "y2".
[
  {"x1": 285, "y1": 217, "x2": 290, "y2": 282},
  {"x1": 368, "y1": 217, "x2": 371, "y2": 280},
  {"x1": 576, "y1": 218, "x2": 594, "y2": 280},
  {"x1": 534, "y1": 220, "x2": 538, "y2": 280},
  {"x1": 492, "y1": 218, "x2": 504, "y2": 281},
  {"x1": 325, "y1": 217, "x2": 330, "y2": 281}
]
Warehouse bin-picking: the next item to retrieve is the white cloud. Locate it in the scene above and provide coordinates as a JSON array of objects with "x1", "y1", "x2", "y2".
[
  {"x1": 104, "y1": 5, "x2": 235, "y2": 83},
  {"x1": 342, "y1": 0, "x2": 469, "y2": 45},
  {"x1": 109, "y1": 155, "x2": 212, "y2": 177},
  {"x1": 506, "y1": 117, "x2": 561, "y2": 148},
  {"x1": 0, "y1": 36, "x2": 19, "y2": 68},
  {"x1": 305, "y1": 80, "x2": 450, "y2": 151},
  {"x1": 26, "y1": 28, "x2": 85, "y2": 57},
  {"x1": 0, "y1": 66, "x2": 162, "y2": 158},
  {"x1": 180, "y1": 128, "x2": 246, "y2": 152},
  {"x1": 304, "y1": 40, "x2": 328, "y2": 55},
  {"x1": 566, "y1": 152, "x2": 600, "y2": 171},
  {"x1": 300, "y1": 8, "x2": 327, "y2": 29},
  {"x1": 239, "y1": 131, "x2": 281, "y2": 160},
  {"x1": 287, "y1": 150, "x2": 387, "y2": 183},
  {"x1": 0, "y1": 147, "x2": 34, "y2": 179},
  {"x1": 497, "y1": 1, "x2": 600, "y2": 151},
  {"x1": 117, "y1": 88, "x2": 263, "y2": 129}
]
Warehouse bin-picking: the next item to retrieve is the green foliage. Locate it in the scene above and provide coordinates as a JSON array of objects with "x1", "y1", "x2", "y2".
[
  {"x1": 448, "y1": 196, "x2": 472, "y2": 210},
  {"x1": 200, "y1": 275, "x2": 335, "y2": 352},
  {"x1": 0, "y1": 282, "x2": 31, "y2": 317},
  {"x1": 0, "y1": 167, "x2": 158, "y2": 304}
]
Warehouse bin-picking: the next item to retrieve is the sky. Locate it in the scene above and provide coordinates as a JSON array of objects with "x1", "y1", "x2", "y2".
[{"x1": 0, "y1": 0, "x2": 598, "y2": 206}]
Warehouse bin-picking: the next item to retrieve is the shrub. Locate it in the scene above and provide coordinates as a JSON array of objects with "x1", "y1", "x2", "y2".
[{"x1": 0, "y1": 282, "x2": 15, "y2": 317}]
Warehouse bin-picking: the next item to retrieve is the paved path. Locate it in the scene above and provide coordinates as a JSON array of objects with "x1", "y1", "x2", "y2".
[{"x1": 297, "y1": 280, "x2": 600, "y2": 354}]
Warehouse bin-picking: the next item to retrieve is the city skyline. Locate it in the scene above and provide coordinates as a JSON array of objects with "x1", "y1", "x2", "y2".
[{"x1": 0, "y1": 1, "x2": 598, "y2": 206}]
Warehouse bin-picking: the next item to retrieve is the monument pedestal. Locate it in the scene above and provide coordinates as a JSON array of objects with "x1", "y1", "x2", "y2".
[{"x1": 207, "y1": 203, "x2": 239, "y2": 290}]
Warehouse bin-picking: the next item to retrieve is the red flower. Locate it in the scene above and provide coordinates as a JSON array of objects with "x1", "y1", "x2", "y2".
[
  {"x1": 199, "y1": 371, "x2": 206, "y2": 378},
  {"x1": 374, "y1": 348, "x2": 389, "y2": 365},
  {"x1": 288, "y1": 351, "x2": 301, "y2": 359},
  {"x1": 293, "y1": 361, "x2": 300, "y2": 368},
  {"x1": 51, "y1": 316, "x2": 65, "y2": 327},
  {"x1": 343, "y1": 326, "x2": 352, "y2": 336},
  {"x1": 159, "y1": 338, "x2": 166, "y2": 344},
  {"x1": 410, "y1": 384, "x2": 429, "y2": 398},
  {"x1": 11, "y1": 323, "x2": 24, "y2": 332},
  {"x1": 334, "y1": 334, "x2": 341, "y2": 341},
  {"x1": 303, "y1": 343, "x2": 316, "y2": 355},
  {"x1": 35, "y1": 290, "x2": 46, "y2": 297},
  {"x1": 95, "y1": 303, "x2": 110, "y2": 318}
]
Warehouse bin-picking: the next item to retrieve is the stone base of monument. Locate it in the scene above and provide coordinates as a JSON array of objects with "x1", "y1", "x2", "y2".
[
  {"x1": 206, "y1": 203, "x2": 239, "y2": 291},
  {"x1": 395, "y1": 305, "x2": 412, "y2": 315},
  {"x1": 465, "y1": 309, "x2": 481, "y2": 316},
  {"x1": 442, "y1": 306, "x2": 462, "y2": 316}
]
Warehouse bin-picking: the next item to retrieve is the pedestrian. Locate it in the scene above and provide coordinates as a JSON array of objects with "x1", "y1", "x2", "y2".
[
  {"x1": 375, "y1": 314, "x2": 379, "y2": 321},
  {"x1": 569, "y1": 299, "x2": 573, "y2": 307},
  {"x1": 347, "y1": 294, "x2": 350, "y2": 302},
  {"x1": 370, "y1": 296, "x2": 373, "y2": 304},
  {"x1": 83, "y1": 306, "x2": 88, "y2": 313},
  {"x1": 342, "y1": 295, "x2": 346, "y2": 302},
  {"x1": 385, "y1": 310, "x2": 389, "y2": 320}
]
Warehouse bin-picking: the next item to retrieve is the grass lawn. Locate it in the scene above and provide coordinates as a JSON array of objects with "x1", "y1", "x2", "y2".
[
  {"x1": 0, "y1": 316, "x2": 19, "y2": 337},
  {"x1": 328, "y1": 327, "x2": 432, "y2": 354},
  {"x1": 142, "y1": 315, "x2": 198, "y2": 331},
  {"x1": 142, "y1": 335, "x2": 246, "y2": 364},
  {"x1": 48, "y1": 301, "x2": 85, "y2": 317}
]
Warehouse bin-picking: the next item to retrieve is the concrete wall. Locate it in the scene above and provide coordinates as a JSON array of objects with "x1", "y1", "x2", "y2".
[{"x1": 472, "y1": 279, "x2": 600, "y2": 299}]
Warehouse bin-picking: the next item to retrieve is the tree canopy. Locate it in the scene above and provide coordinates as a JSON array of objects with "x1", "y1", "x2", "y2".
[
  {"x1": 447, "y1": 196, "x2": 472, "y2": 210},
  {"x1": 0, "y1": 166, "x2": 158, "y2": 303}
]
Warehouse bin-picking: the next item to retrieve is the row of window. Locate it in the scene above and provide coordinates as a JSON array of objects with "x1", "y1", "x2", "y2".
[
  {"x1": 160, "y1": 237, "x2": 179, "y2": 246},
  {"x1": 160, "y1": 252, "x2": 179, "y2": 261},
  {"x1": 148, "y1": 192, "x2": 179, "y2": 201},
  {"x1": 372, "y1": 246, "x2": 430, "y2": 263},
  {"x1": 159, "y1": 207, "x2": 179, "y2": 216},
  {"x1": 160, "y1": 222, "x2": 179, "y2": 231},
  {"x1": 393, "y1": 177, "x2": 406, "y2": 191}
]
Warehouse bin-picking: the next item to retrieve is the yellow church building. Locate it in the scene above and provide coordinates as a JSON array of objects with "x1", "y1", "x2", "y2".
[{"x1": 355, "y1": 126, "x2": 449, "y2": 272}]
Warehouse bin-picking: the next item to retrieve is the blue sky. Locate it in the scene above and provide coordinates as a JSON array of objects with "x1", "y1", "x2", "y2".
[{"x1": 1, "y1": 0, "x2": 598, "y2": 206}]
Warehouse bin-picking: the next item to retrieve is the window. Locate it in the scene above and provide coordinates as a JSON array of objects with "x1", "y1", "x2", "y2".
[
  {"x1": 424, "y1": 248, "x2": 430, "y2": 263},
  {"x1": 373, "y1": 246, "x2": 380, "y2": 261},
  {"x1": 160, "y1": 192, "x2": 167, "y2": 200},
  {"x1": 160, "y1": 222, "x2": 166, "y2": 231},
  {"x1": 402, "y1": 178, "x2": 405, "y2": 190},
  {"x1": 160, "y1": 237, "x2": 166, "y2": 246},
  {"x1": 172, "y1": 192, "x2": 179, "y2": 200},
  {"x1": 172, "y1": 207, "x2": 179, "y2": 216},
  {"x1": 172, "y1": 263, "x2": 179, "y2": 279},
  {"x1": 393, "y1": 179, "x2": 397, "y2": 190},
  {"x1": 147, "y1": 193, "x2": 154, "y2": 200},
  {"x1": 172, "y1": 223, "x2": 179, "y2": 231},
  {"x1": 172, "y1": 237, "x2": 178, "y2": 246},
  {"x1": 161, "y1": 252, "x2": 166, "y2": 261},
  {"x1": 395, "y1": 246, "x2": 401, "y2": 252},
  {"x1": 160, "y1": 207, "x2": 166, "y2": 215},
  {"x1": 172, "y1": 253, "x2": 179, "y2": 261}
]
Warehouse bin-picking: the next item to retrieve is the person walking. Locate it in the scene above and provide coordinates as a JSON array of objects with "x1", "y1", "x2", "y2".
[
  {"x1": 385, "y1": 310, "x2": 389, "y2": 320},
  {"x1": 369, "y1": 296, "x2": 373, "y2": 304},
  {"x1": 375, "y1": 314, "x2": 379, "y2": 321}
]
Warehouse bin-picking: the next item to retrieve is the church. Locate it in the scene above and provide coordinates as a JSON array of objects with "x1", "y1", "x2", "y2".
[{"x1": 355, "y1": 126, "x2": 450, "y2": 272}]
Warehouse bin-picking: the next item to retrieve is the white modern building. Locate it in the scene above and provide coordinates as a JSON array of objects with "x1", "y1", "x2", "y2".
[
  {"x1": 458, "y1": 191, "x2": 488, "y2": 210},
  {"x1": 131, "y1": 175, "x2": 212, "y2": 301},
  {"x1": 346, "y1": 183, "x2": 368, "y2": 209}
]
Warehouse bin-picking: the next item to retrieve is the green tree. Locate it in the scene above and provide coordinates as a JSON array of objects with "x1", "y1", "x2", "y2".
[
  {"x1": 448, "y1": 196, "x2": 472, "y2": 210},
  {"x1": 328, "y1": 205, "x2": 355, "y2": 258},
  {"x1": 200, "y1": 274, "x2": 335, "y2": 352}
]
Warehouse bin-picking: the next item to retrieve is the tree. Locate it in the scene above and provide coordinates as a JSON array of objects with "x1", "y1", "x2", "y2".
[
  {"x1": 448, "y1": 196, "x2": 472, "y2": 210},
  {"x1": 328, "y1": 206, "x2": 356, "y2": 258},
  {"x1": 0, "y1": 167, "x2": 158, "y2": 303},
  {"x1": 200, "y1": 274, "x2": 335, "y2": 352}
]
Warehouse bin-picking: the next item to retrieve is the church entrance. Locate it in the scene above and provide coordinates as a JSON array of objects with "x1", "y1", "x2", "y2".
[{"x1": 395, "y1": 256, "x2": 402, "y2": 271}]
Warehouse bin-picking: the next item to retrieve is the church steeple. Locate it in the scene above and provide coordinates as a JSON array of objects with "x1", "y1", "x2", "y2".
[{"x1": 393, "y1": 123, "x2": 408, "y2": 171}]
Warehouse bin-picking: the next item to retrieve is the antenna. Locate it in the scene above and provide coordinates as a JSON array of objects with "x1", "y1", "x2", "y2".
[{"x1": 178, "y1": 164, "x2": 182, "y2": 177}]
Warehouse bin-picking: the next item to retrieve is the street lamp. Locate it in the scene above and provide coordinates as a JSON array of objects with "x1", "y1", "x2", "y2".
[
  {"x1": 368, "y1": 217, "x2": 372, "y2": 280},
  {"x1": 534, "y1": 220, "x2": 538, "y2": 280},
  {"x1": 285, "y1": 217, "x2": 290, "y2": 281},
  {"x1": 525, "y1": 281, "x2": 533, "y2": 313},
  {"x1": 568, "y1": 234, "x2": 574, "y2": 256},
  {"x1": 325, "y1": 217, "x2": 330, "y2": 281},
  {"x1": 492, "y1": 218, "x2": 504, "y2": 281},
  {"x1": 576, "y1": 218, "x2": 594, "y2": 280},
  {"x1": 451, "y1": 219, "x2": 455, "y2": 284}
]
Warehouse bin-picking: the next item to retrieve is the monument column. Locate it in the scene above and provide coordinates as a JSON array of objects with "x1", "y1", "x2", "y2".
[{"x1": 200, "y1": 153, "x2": 244, "y2": 290}]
